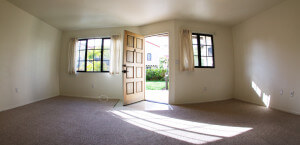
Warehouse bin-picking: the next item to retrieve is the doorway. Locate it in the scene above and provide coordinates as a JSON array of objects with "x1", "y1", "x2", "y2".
[{"x1": 144, "y1": 33, "x2": 169, "y2": 104}]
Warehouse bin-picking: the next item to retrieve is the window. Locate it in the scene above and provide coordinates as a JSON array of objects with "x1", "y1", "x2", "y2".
[
  {"x1": 147, "y1": 53, "x2": 152, "y2": 61},
  {"x1": 76, "y1": 38, "x2": 111, "y2": 72},
  {"x1": 192, "y1": 33, "x2": 215, "y2": 68}
]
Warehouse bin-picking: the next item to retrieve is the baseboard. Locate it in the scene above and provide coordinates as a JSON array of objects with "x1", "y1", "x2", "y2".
[
  {"x1": 270, "y1": 105, "x2": 300, "y2": 115},
  {"x1": 60, "y1": 94, "x2": 121, "y2": 100},
  {"x1": 233, "y1": 97, "x2": 265, "y2": 106},
  {"x1": 234, "y1": 97, "x2": 300, "y2": 115},
  {"x1": 0, "y1": 95, "x2": 57, "y2": 112}
]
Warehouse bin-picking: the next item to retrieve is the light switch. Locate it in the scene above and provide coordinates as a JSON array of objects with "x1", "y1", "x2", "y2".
[{"x1": 290, "y1": 91, "x2": 295, "y2": 97}]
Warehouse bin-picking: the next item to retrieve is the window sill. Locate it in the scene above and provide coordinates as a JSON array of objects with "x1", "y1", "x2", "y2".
[{"x1": 194, "y1": 66, "x2": 215, "y2": 69}]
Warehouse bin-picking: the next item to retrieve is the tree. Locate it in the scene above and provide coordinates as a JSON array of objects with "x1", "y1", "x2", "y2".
[{"x1": 159, "y1": 56, "x2": 168, "y2": 69}]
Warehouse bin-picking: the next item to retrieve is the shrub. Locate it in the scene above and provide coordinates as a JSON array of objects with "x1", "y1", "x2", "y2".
[{"x1": 146, "y1": 68, "x2": 167, "y2": 81}]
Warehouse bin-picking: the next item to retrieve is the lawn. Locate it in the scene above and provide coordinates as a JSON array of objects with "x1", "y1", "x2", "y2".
[{"x1": 146, "y1": 81, "x2": 168, "y2": 90}]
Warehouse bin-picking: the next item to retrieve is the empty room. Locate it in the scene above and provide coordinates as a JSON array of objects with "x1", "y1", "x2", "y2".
[{"x1": 0, "y1": 0, "x2": 299, "y2": 144}]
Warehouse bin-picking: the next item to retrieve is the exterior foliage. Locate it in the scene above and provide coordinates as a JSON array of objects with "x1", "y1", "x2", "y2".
[{"x1": 146, "y1": 68, "x2": 167, "y2": 81}]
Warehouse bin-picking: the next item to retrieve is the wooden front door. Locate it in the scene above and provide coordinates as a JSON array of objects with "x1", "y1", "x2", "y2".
[{"x1": 123, "y1": 30, "x2": 145, "y2": 105}]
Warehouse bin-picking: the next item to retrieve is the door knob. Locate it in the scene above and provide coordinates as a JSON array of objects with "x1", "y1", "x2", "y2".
[{"x1": 122, "y1": 70, "x2": 128, "y2": 73}]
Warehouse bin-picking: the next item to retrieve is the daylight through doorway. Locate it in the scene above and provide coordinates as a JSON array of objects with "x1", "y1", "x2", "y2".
[{"x1": 145, "y1": 34, "x2": 169, "y2": 104}]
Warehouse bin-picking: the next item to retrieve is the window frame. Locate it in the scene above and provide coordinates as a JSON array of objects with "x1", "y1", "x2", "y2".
[
  {"x1": 192, "y1": 33, "x2": 215, "y2": 68},
  {"x1": 147, "y1": 53, "x2": 152, "y2": 61},
  {"x1": 76, "y1": 37, "x2": 111, "y2": 73}
]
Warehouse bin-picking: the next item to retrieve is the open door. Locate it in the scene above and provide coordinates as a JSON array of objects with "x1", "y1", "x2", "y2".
[{"x1": 123, "y1": 30, "x2": 145, "y2": 105}]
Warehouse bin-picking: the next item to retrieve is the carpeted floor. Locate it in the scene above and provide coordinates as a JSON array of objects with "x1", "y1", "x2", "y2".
[{"x1": 0, "y1": 96, "x2": 299, "y2": 145}]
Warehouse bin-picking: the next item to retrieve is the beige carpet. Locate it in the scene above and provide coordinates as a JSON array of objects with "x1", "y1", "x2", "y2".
[{"x1": 0, "y1": 96, "x2": 299, "y2": 145}]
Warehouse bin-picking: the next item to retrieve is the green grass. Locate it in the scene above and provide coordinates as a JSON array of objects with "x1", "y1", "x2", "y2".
[{"x1": 146, "y1": 81, "x2": 168, "y2": 90}]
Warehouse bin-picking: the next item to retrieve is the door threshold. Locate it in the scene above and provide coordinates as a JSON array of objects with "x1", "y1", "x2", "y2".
[
  {"x1": 123, "y1": 100, "x2": 144, "y2": 106},
  {"x1": 145, "y1": 100, "x2": 169, "y2": 105}
]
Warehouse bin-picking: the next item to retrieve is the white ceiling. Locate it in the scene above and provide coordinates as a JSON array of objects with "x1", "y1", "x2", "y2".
[{"x1": 8, "y1": 0, "x2": 285, "y2": 30}]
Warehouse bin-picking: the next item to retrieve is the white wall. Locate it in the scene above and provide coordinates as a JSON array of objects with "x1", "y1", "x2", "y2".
[
  {"x1": 233, "y1": 0, "x2": 300, "y2": 114},
  {"x1": 174, "y1": 20, "x2": 234, "y2": 104},
  {"x1": 60, "y1": 20, "x2": 234, "y2": 104},
  {"x1": 0, "y1": 0, "x2": 62, "y2": 111}
]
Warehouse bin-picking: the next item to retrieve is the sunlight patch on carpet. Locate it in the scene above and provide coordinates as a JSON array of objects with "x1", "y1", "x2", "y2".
[{"x1": 110, "y1": 110, "x2": 252, "y2": 144}]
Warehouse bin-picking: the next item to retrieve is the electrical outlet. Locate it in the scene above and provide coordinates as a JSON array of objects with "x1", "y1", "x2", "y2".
[
  {"x1": 280, "y1": 89, "x2": 283, "y2": 96},
  {"x1": 92, "y1": 84, "x2": 94, "y2": 88},
  {"x1": 15, "y1": 88, "x2": 19, "y2": 93}
]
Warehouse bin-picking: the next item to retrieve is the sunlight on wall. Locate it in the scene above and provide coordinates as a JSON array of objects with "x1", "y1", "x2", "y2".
[
  {"x1": 252, "y1": 81, "x2": 271, "y2": 108},
  {"x1": 110, "y1": 110, "x2": 252, "y2": 144},
  {"x1": 252, "y1": 81, "x2": 262, "y2": 97},
  {"x1": 263, "y1": 93, "x2": 270, "y2": 108}
]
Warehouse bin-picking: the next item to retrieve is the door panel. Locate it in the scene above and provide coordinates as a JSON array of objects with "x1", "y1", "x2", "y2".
[
  {"x1": 136, "y1": 81, "x2": 143, "y2": 93},
  {"x1": 126, "y1": 50, "x2": 134, "y2": 63},
  {"x1": 136, "y1": 38, "x2": 143, "y2": 49},
  {"x1": 127, "y1": 35, "x2": 134, "y2": 47},
  {"x1": 123, "y1": 30, "x2": 145, "y2": 105},
  {"x1": 126, "y1": 82, "x2": 134, "y2": 95},
  {"x1": 136, "y1": 67, "x2": 143, "y2": 78},
  {"x1": 136, "y1": 52, "x2": 143, "y2": 63},
  {"x1": 126, "y1": 66, "x2": 134, "y2": 78}
]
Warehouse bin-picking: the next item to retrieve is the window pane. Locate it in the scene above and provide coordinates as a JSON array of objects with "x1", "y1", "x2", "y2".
[
  {"x1": 87, "y1": 50, "x2": 94, "y2": 60},
  {"x1": 192, "y1": 34, "x2": 214, "y2": 68},
  {"x1": 79, "y1": 41, "x2": 86, "y2": 50},
  {"x1": 103, "y1": 61, "x2": 110, "y2": 71},
  {"x1": 76, "y1": 38, "x2": 112, "y2": 72},
  {"x1": 192, "y1": 35, "x2": 197, "y2": 44},
  {"x1": 104, "y1": 39, "x2": 110, "y2": 49},
  {"x1": 200, "y1": 36, "x2": 206, "y2": 45},
  {"x1": 103, "y1": 50, "x2": 110, "y2": 60},
  {"x1": 193, "y1": 45, "x2": 198, "y2": 55},
  {"x1": 194, "y1": 56, "x2": 198, "y2": 66},
  {"x1": 207, "y1": 57, "x2": 213, "y2": 67},
  {"x1": 207, "y1": 46, "x2": 213, "y2": 56},
  {"x1": 201, "y1": 46, "x2": 207, "y2": 56},
  {"x1": 88, "y1": 39, "x2": 95, "y2": 49},
  {"x1": 79, "y1": 50, "x2": 86, "y2": 60},
  {"x1": 95, "y1": 39, "x2": 102, "y2": 49},
  {"x1": 147, "y1": 53, "x2": 151, "y2": 61},
  {"x1": 94, "y1": 61, "x2": 101, "y2": 71},
  {"x1": 94, "y1": 50, "x2": 101, "y2": 61},
  {"x1": 78, "y1": 61, "x2": 85, "y2": 71},
  {"x1": 87, "y1": 61, "x2": 93, "y2": 71},
  {"x1": 201, "y1": 57, "x2": 208, "y2": 66},
  {"x1": 206, "y1": 36, "x2": 212, "y2": 45}
]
